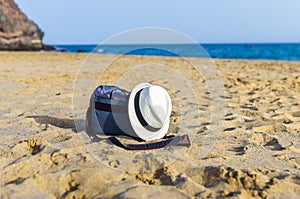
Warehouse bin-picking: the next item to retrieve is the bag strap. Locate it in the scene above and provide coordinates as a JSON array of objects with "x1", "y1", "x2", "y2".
[
  {"x1": 107, "y1": 134, "x2": 191, "y2": 150},
  {"x1": 95, "y1": 101, "x2": 127, "y2": 114}
]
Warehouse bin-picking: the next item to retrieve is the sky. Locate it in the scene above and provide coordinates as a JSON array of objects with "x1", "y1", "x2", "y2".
[{"x1": 15, "y1": 0, "x2": 300, "y2": 45}]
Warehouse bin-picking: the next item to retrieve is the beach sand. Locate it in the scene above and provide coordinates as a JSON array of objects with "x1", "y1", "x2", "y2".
[{"x1": 0, "y1": 52, "x2": 299, "y2": 198}]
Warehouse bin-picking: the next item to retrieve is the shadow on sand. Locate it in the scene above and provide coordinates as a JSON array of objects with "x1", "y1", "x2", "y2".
[{"x1": 26, "y1": 115, "x2": 85, "y2": 133}]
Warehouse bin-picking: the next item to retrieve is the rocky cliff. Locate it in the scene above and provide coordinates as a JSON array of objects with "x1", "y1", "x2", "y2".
[{"x1": 0, "y1": 0, "x2": 49, "y2": 50}]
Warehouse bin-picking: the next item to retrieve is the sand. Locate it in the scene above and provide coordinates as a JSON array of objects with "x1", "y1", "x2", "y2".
[{"x1": 0, "y1": 52, "x2": 299, "y2": 198}]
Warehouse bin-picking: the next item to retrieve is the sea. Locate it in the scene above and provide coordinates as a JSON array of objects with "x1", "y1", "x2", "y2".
[{"x1": 51, "y1": 43, "x2": 300, "y2": 61}]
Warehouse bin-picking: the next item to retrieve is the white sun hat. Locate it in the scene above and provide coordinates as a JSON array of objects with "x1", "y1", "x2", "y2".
[{"x1": 127, "y1": 83, "x2": 172, "y2": 141}]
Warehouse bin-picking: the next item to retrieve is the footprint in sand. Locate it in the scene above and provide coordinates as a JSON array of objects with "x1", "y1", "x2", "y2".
[
  {"x1": 247, "y1": 132, "x2": 298, "y2": 152},
  {"x1": 51, "y1": 151, "x2": 70, "y2": 167},
  {"x1": 291, "y1": 111, "x2": 300, "y2": 118},
  {"x1": 185, "y1": 166, "x2": 272, "y2": 198},
  {"x1": 10, "y1": 137, "x2": 47, "y2": 157}
]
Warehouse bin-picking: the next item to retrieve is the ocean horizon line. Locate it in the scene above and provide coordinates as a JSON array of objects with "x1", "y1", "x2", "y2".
[
  {"x1": 48, "y1": 43, "x2": 300, "y2": 61},
  {"x1": 50, "y1": 42, "x2": 300, "y2": 46}
]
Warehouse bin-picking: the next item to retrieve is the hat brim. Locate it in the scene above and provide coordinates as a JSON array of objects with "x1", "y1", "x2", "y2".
[{"x1": 128, "y1": 83, "x2": 170, "y2": 141}]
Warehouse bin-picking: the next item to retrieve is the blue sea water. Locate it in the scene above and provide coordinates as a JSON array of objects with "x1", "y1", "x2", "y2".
[{"x1": 52, "y1": 43, "x2": 300, "y2": 61}]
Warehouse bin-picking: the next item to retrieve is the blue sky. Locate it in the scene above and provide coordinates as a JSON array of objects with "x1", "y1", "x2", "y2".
[{"x1": 15, "y1": 0, "x2": 300, "y2": 44}]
